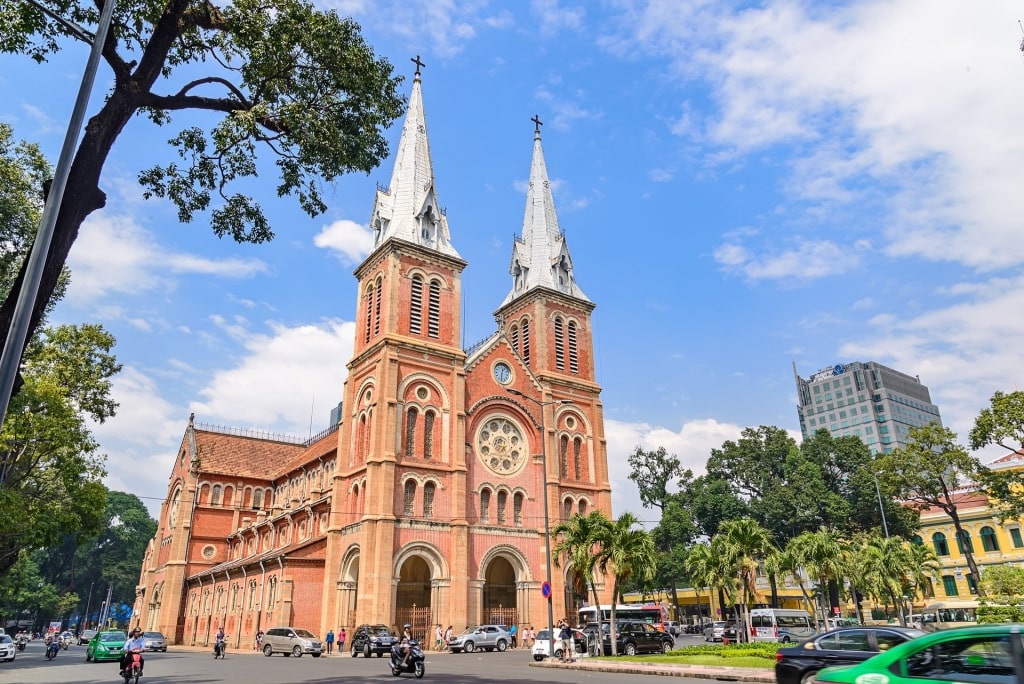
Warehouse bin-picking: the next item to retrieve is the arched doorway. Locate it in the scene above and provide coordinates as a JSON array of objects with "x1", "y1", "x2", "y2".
[
  {"x1": 338, "y1": 548, "x2": 360, "y2": 631},
  {"x1": 395, "y1": 556, "x2": 432, "y2": 641},
  {"x1": 563, "y1": 565, "x2": 588, "y2": 623},
  {"x1": 483, "y1": 556, "x2": 517, "y2": 628}
]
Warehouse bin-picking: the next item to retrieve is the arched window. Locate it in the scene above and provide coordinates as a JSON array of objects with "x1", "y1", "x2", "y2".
[
  {"x1": 510, "y1": 325, "x2": 519, "y2": 355},
  {"x1": 404, "y1": 481, "x2": 416, "y2": 516},
  {"x1": 578, "y1": 500, "x2": 587, "y2": 515},
  {"x1": 559, "y1": 435, "x2": 569, "y2": 478},
  {"x1": 405, "y1": 407, "x2": 418, "y2": 458},
  {"x1": 252, "y1": 488, "x2": 263, "y2": 510},
  {"x1": 267, "y1": 577, "x2": 278, "y2": 609},
  {"x1": 521, "y1": 320, "x2": 531, "y2": 365},
  {"x1": 956, "y1": 530, "x2": 974, "y2": 555},
  {"x1": 428, "y1": 280, "x2": 441, "y2": 338},
  {"x1": 247, "y1": 580, "x2": 257, "y2": 610},
  {"x1": 423, "y1": 411, "x2": 435, "y2": 460},
  {"x1": 568, "y1": 321, "x2": 579, "y2": 374},
  {"x1": 573, "y1": 437, "x2": 582, "y2": 480},
  {"x1": 981, "y1": 526, "x2": 1000, "y2": 552},
  {"x1": 911, "y1": 535, "x2": 923, "y2": 546},
  {"x1": 554, "y1": 317, "x2": 565, "y2": 371},
  {"x1": 212, "y1": 485, "x2": 222, "y2": 506},
  {"x1": 513, "y1": 493, "x2": 523, "y2": 527},
  {"x1": 374, "y1": 277, "x2": 383, "y2": 337},
  {"x1": 364, "y1": 284, "x2": 374, "y2": 343},
  {"x1": 480, "y1": 489, "x2": 491, "y2": 524},
  {"x1": 497, "y1": 491, "x2": 507, "y2": 524},
  {"x1": 168, "y1": 487, "x2": 181, "y2": 529},
  {"x1": 409, "y1": 275, "x2": 423, "y2": 334},
  {"x1": 563, "y1": 499, "x2": 572, "y2": 520},
  {"x1": 933, "y1": 532, "x2": 949, "y2": 556},
  {"x1": 423, "y1": 482, "x2": 435, "y2": 518}
]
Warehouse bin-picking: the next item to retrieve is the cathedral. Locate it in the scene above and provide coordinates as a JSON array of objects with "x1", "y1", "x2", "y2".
[{"x1": 132, "y1": 65, "x2": 614, "y2": 648}]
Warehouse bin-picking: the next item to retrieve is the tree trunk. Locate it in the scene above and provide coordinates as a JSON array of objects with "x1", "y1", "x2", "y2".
[
  {"x1": 946, "y1": 505, "x2": 985, "y2": 597},
  {"x1": 609, "y1": 578, "x2": 619, "y2": 656}
]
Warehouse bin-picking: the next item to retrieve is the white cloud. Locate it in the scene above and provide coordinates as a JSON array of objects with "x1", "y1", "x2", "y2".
[
  {"x1": 67, "y1": 213, "x2": 268, "y2": 303},
  {"x1": 714, "y1": 237, "x2": 861, "y2": 282},
  {"x1": 604, "y1": 417, "x2": 745, "y2": 525},
  {"x1": 313, "y1": 218, "x2": 375, "y2": 265},
  {"x1": 531, "y1": 0, "x2": 585, "y2": 36},
  {"x1": 191, "y1": 319, "x2": 354, "y2": 433}
]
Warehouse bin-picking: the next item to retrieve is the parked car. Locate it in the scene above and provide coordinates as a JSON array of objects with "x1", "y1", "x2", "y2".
[
  {"x1": 142, "y1": 631, "x2": 168, "y2": 652},
  {"x1": 813, "y1": 624, "x2": 1021, "y2": 684},
  {"x1": 665, "y1": 621, "x2": 681, "y2": 636},
  {"x1": 0, "y1": 634, "x2": 15, "y2": 662},
  {"x1": 601, "y1": 620, "x2": 674, "y2": 656},
  {"x1": 350, "y1": 624, "x2": 397, "y2": 658},
  {"x1": 78, "y1": 629, "x2": 98, "y2": 646},
  {"x1": 260, "y1": 626, "x2": 322, "y2": 657},
  {"x1": 704, "y1": 621, "x2": 727, "y2": 642},
  {"x1": 448, "y1": 625, "x2": 511, "y2": 653},
  {"x1": 86, "y1": 631, "x2": 127, "y2": 662},
  {"x1": 776, "y1": 626, "x2": 925, "y2": 684},
  {"x1": 531, "y1": 628, "x2": 588, "y2": 661}
]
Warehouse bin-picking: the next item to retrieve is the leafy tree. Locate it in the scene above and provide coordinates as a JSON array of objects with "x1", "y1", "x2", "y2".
[
  {"x1": 979, "y1": 564, "x2": 1024, "y2": 597},
  {"x1": 0, "y1": 549, "x2": 78, "y2": 628},
  {"x1": 877, "y1": 423, "x2": 987, "y2": 595},
  {"x1": 971, "y1": 390, "x2": 1024, "y2": 520},
  {"x1": 594, "y1": 512, "x2": 656, "y2": 656},
  {"x1": 627, "y1": 446, "x2": 686, "y2": 512},
  {"x1": 0, "y1": 0, "x2": 404, "y2": 368},
  {"x1": 678, "y1": 475, "x2": 748, "y2": 539}
]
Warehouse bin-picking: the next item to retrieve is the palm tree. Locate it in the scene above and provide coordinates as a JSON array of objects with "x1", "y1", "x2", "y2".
[
  {"x1": 593, "y1": 512, "x2": 656, "y2": 656},
  {"x1": 766, "y1": 546, "x2": 816, "y2": 618},
  {"x1": 788, "y1": 529, "x2": 845, "y2": 623},
  {"x1": 552, "y1": 510, "x2": 611, "y2": 610},
  {"x1": 717, "y1": 518, "x2": 776, "y2": 642},
  {"x1": 685, "y1": 542, "x2": 734, "y2": 627}
]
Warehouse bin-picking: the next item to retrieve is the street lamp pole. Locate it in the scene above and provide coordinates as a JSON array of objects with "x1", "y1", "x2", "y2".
[
  {"x1": 873, "y1": 473, "x2": 890, "y2": 539},
  {"x1": 507, "y1": 388, "x2": 571, "y2": 653}
]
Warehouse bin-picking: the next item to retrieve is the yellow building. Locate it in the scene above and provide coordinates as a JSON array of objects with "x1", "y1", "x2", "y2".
[{"x1": 913, "y1": 451, "x2": 1024, "y2": 601}]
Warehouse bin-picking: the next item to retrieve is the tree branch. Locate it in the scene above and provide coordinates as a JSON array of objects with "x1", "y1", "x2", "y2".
[{"x1": 174, "y1": 76, "x2": 252, "y2": 108}]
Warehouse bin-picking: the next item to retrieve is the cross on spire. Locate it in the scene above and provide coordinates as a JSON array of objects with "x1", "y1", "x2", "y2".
[
  {"x1": 531, "y1": 114, "x2": 543, "y2": 134},
  {"x1": 411, "y1": 55, "x2": 425, "y2": 76}
]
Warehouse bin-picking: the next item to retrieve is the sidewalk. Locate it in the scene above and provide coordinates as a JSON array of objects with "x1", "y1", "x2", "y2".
[{"x1": 531, "y1": 658, "x2": 775, "y2": 682}]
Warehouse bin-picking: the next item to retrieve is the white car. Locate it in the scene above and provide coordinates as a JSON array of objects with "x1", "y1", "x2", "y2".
[
  {"x1": 0, "y1": 634, "x2": 15, "y2": 662},
  {"x1": 531, "y1": 628, "x2": 587, "y2": 661}
]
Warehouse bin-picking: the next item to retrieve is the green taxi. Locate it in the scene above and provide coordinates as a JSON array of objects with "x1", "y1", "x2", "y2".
[
  {"x1": 86, "y1": 631, "x2": 127, "y2": 662},
  {"x1": 814, "y1": 624, "x2": 1023, "y2": 684}
]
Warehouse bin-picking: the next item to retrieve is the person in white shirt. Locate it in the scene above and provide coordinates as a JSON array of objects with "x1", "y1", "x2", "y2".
[{"x1": 121, "y1": 628, "x2": 146, "y2": 675}]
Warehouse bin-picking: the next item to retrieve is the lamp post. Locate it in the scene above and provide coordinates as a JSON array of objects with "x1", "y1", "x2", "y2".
[{"x1": 506, "y1": 388, "x2": 572, "y2": 655}]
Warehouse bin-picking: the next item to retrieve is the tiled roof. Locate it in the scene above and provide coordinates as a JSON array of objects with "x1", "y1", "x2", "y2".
[
  {"x1": 988, "y1": 449, "x2": 1024, "y2": 468},
  {"x1": 194, "y1": 429, "x2": 305, "y2": 479}
]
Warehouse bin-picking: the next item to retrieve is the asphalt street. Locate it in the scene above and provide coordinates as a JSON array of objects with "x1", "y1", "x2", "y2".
[{"x1": 0, "y1": 635, "x2": 733, "y2": 684}]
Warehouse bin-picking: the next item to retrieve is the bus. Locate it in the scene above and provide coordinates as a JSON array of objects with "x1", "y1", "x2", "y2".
[
  {"x1": 577, "y1": 604, "x2": 669, "y2": 630},
  {"x1": 918, "y1": 600, "x2": 978, "y2": 632}
]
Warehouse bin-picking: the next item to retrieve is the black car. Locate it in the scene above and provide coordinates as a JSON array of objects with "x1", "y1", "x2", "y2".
[
  {"x1": 601, "y1": 620, "x2": 674, "y2": 656},
  {"x1": 350, "y1": 624, "x2": 397, "y2": 658},
  {"x1": 775, "y1": 626, "x2": 925, "y2": 684}
]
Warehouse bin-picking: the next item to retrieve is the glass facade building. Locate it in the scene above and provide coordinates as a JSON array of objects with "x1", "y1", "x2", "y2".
[{"x1": 794, "y1": 361, "x2": 942, "y2": 454}]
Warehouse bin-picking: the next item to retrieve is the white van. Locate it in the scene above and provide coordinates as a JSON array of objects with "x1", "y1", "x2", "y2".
[{"x1": 750, "y1": 608, "x2": 815, "y2": 643}]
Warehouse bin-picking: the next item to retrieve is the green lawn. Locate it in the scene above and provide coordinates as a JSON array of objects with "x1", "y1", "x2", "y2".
[{"x1": 611, "y1": 653, "x2": 774, "y2": 668}]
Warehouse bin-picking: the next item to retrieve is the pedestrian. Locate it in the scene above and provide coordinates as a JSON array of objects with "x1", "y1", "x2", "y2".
[
  {"x1": 326, "y1": 628, "x2": 334, "y2": 655},
  {"x1": 509, "y1": 623, "x2": 517, "y2": 649},
  {"x1": 558, "y1": 620, "x2": 573, "y2": 663},
  {"x1": 339, "y1": 628, "x2": 346, "y2": 655},
  {"x1": 526, "y1": 625, "x2": 534, "y2": 648},
  {"x1": 435, "y1": 624, "x2": 443, "y2": 651},
  {"x1": 444, "y1": 625, "x2": 452, "y2": 649},
  {"x1": 254, "y1": 630, "x2": 264, "y2": 651}
]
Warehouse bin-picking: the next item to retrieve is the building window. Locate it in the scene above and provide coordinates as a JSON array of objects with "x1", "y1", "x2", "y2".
[
  {"x1": 513, "y1": 493, "x2": 523, "y2": 527},
  {"x1": 563, "y1": 499, "x2": 572, "y2": 520},
  {"x1": 497, "y1": 491, "x2": 507, "y2": 524},
  {"x1": 481, "y1": 489, "x2": 490, "y2": 524},
  {"x1": 374, "y1": 277, "x2": 383, "y2": 337},
  {"x1": 423, "y1": 411, "x2": 434, "y2": 460},
  {"x1": 559, "y1": 435, "x2": 568, "y2": 478},
  {"x1": 423, "y1": 482, "x2": 435, "y2": 519},
  {"x1": 212, "y1": 485, "x2": 222, "y2": 506},
  {"x1": 268, "y1": 577, "x2": 278, "y2": 609},
  {"x1": 521, "y1": 320, "x2": 530, "y2": 365},
  {"x1": 981, "y1": 526, "x2": 999, "y2": 552},
  {"x1": 956, "y1": 530, "x2": 974, "y2": 555},
  {"x1": 1010, "y1": 527, "x2": 1024, "y2": 548},
  {"x1": 578, "y1": 499, "x2": 587, "y2": 515},
  {"x1": 568, "y1": 321, "x2": 578, "y2": 374},
  {"x1": 248, "y1": 580, "x2": 257, "y2": 610},
  {"x1": 364, "y1": 284, "x2": 373, "y2": 343},
  {"x1": 404, "y1": 480, "x2": 416, "y2": 516},
  {"x1": 911, "y1": 535, "x2": 923, "y2": 546},
  {"x1": 933, "y1": 532, "x2": 949, "y2": 556},
  {"x1": 554, "y1": 317, "x2": 565, "y2": 371},
  {"x1": 573, "y1": 437, "x2": 581, "y2": 480},
  {"x1": 425, "y1": 279, "x2": 440, "y2": 339},
  {"x1": 409, "y1": 275, "x2": 423, "y2": 334},
  {"x1": 510, "y1": 325, "x2": 519, "y2": 356},
  {"x1": 252, "y1": 489, "x2": 263, "y2": 510},
  {"x1": 941, "y1": 575, "x2": 958, "y2": 597},
  {"x1": 967, "y1": 574, "x2": 978, "y2": 595},
  {"x1": 405, "y1": 408, "x2": 418, "y2": 458}
]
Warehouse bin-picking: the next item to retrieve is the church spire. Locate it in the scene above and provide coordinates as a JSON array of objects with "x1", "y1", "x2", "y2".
[
  {"x1": 502, "y1": 117, "x2": 589, "y2": 306},
  {"x1": 369, "y1": 56, "x2": 459, "y2": 258}
]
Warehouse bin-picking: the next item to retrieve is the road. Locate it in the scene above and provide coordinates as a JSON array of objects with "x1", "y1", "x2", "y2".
[{"x1": 1, "y1": 635, "x2": 725, "y2": 684}]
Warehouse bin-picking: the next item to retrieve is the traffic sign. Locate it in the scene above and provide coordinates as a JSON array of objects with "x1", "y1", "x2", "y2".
[{"x1": 541, "y1": 581, "x2": 551, "y2": 599}]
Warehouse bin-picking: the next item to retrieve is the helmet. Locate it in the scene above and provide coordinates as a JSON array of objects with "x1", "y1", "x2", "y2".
[{"x1": 404, "y1": 624, "x2": 411, "y2": 630}]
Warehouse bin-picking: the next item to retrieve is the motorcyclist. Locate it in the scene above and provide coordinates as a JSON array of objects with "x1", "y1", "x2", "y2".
[
  {"x1": 44, "y1": 632, "x2": 59, "y2": 659},
  {"x1": 399, "y1": 623, "x2": 413, "y2": 667},
  {"x1": 120, "y1": 628, "x2": 146, "y2": 676},
  {"x1": 214, "y1": 626, "x2": 226, "y2": 658}
]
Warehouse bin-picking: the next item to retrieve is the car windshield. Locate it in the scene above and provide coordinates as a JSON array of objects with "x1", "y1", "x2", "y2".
[
  {"x1": 461, "y1": 627, "x2": 480, "y2": 634},
  {"x1": 370, "y1": 625, "x2": 391, "y2": 635},
  {"x1": 536, "y1": 629, "x2": 551, "y2": 640},
  {"x1": 144, "y1": 633, "x2": 164, "y2": 639},
  {"x1": 294, "y1": 630, "x2": 316, "y2": 639},
  {"x1": 0, "y1": 635, "x2": 11, "y2": 644},
  {"x1": 100, "y1": 633, "x2": 124, "y2": 642}
]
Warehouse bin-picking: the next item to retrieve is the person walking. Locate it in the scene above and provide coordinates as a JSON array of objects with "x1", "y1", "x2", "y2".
[
  {"x1": 339, "y1": 627, "x2": 346, "y2": 655},
  {"x1": 509, "y1": 623, "x2": 518, "y2": 649},
  {"x1": 444, "y1": 625, "x2": 452, "y2": 649},
  {"x1": 325, "y1": 628, "x2": 335, "y2": 655},
  {"x1": 435, "y1": 624, "x2": 443, "y2": 651}
]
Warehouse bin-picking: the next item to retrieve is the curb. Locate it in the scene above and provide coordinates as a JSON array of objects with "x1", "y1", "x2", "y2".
[{"x1": 529, "y1": 659, "x2": 776, "y2": 682}]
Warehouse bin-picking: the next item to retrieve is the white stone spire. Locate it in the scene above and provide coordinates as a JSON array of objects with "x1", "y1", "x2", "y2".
[
  {"x1": 369, "y1": 60, "x2": 459, "y2": 258},
  {"x1": 502, "y1": 120, "x2": 589, "y2": 306}
]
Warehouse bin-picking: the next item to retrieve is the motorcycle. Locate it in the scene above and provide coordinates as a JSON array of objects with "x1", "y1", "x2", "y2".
[
  {"x1": 213, "y1": 638, "x2": 226, "y2": 659},
  {"x1": 60, "y1": 635, "x2": 71, "y2": 650},
  {"x1": 45, "y1": 639, "x2": 59, "y2": 660},
  {"x1": 388, "y1": 639, "x2": 425, "y2": 678},
  {"x1": 122, "y1": 650, "x2": 143, "y2": 684},
  {"x1": 16, "y1": 637, "x2": 27, "y2": 652}
]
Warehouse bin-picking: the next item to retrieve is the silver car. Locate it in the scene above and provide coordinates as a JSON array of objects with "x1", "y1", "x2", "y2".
[
  {"x1": 142, "y1": 631, "x2": 168, "y2": 652},
  {"x1": 704, "y1": 621, "x2": 727, "y2": 642},
  {"x1": 448, "y1": 625, "x2": 511, "y2": 653}
]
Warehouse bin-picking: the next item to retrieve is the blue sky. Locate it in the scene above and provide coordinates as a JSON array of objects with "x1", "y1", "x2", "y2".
[{"x1": 1, "y1": 0, "x2": 1023, "y2": 522}]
